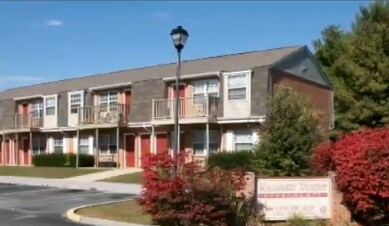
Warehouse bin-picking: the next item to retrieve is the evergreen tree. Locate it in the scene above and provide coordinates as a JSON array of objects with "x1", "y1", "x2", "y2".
[
  {"x1": 314, "y1": 1, "x2": 389, "y2": 134},
  {"x1": 253, "y1": 85, "x2": 323, "y2": 176}
]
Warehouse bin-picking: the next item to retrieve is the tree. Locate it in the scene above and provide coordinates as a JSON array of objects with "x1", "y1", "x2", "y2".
[
  {"x1": 137, "y1": 152, "x2": 254, "y2": 226},
  {"x1": 252, "y1": 85, "x2": 323, "y2": 176},
  {"x1": 314, "y1": 1, "x2": 389, "y2": 135}
]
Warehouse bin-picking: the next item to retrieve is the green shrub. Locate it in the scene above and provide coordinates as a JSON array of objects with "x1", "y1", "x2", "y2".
[
  {"x1": 207, "y1": 151, "x2": 255, "y2": 171},
  {"x1": 68, "y1": 153, "x2": 95, "y2": 167},
  {"x1": 32, "y1": 153, "x2": 67, "y2": 167},
  {"x1": 32, "y1": 153, "x2": 94, "y2": 167},
  {"x1": 253, "y1": 86, "x2": 323, "y2": 176}
]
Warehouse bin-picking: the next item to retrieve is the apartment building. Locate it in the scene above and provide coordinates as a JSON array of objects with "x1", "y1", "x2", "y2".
[{"x1": 0, "y1": 45, "x2": 333, "y2": 168}]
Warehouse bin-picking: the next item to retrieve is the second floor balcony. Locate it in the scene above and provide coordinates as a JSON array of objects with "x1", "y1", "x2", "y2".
[
  {"x1": 152, "y1": 96, "x2": 219, "y2": 124},
  {"x1": 2, "y1": 113, "x2": 43, "y2": 130},
  {"x1": 78, "y1": 104, "x2": 130, "y2": 126}
]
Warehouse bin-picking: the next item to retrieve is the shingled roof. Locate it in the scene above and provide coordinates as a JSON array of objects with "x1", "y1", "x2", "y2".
[{"x1": 0, "y1": 45, "x2": 302, "y2": 100}]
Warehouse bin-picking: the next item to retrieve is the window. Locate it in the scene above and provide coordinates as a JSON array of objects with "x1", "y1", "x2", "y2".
[
  {"x1": 53, "y1": 137, "x2": 63, "y2": 153},
  {"x1": 99, "y1": 92, "x2": 118, "y2": 112},
  {"x1": 193, "y1": 79, "x2": 219, "y2": 98},
  {"x1": 99, "y1": 134, "x2": 117, "y2": 154},
  {"x1": 193, "y1": 79, "x2": 219, "y2": 106},
  {"x1": 79, "y1": 136, "x2": 89, "y2": 154},
  {"x1": 32, "y1": 136, "x2": 46, "y2": 154},
  {"x1": 227, "y1": 73, "x2": 248, "y2": 100},
  {"x1": 99, "y1": 92, "x2": 117, "y2": 108},
  {"x1": 45, "y1": 96, "x2": 56, "y2": 116},
  {"x1": 192, "y1": 130, "x2": 219, "y2": 155},
  {"x1": 31, "y1": 101, "x2": 43, "y2": 118},
  {"x1": 234, "y1": 130, "x2": 255, "y2": 151},
  {"x1": 69, "y1": 92, "x2": 83, "y2": 114}
]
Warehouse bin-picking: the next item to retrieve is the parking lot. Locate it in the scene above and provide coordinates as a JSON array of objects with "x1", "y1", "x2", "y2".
[{"x1": 0, "y1": 183, "x2": 135, "y2": 226}]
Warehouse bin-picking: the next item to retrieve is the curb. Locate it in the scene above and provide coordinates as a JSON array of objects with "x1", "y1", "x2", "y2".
[
  {"x1": 65, "y1": 199, "x2": 152, "y2": 226},
  {"x1": 0, "y1": 176, "x2": 142, "y2": 195}
]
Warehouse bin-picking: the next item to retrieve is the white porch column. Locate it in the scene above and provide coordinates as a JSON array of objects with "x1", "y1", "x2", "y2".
[
  {"x1": 205, "y1": 123, "x2": 209, "y2": 156},
  {"x1": 116, "y1": 127, "x2": 120, "y2": 168}
]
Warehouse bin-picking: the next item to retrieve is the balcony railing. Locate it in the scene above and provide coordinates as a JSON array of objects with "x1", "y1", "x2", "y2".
[
  {"x1": 78, "y1": 104, "x2": 130, "y2": 125},
  {"x1": 2, "y1": 113, "x2": 43, "y2": 130},
  {"x1": 152, "y1": 96, "x2": 219, "y2": 121}
]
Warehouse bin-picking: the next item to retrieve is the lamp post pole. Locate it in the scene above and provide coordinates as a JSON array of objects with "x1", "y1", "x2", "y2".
[
  {"x1": 173, "y1": 49, "x2": 181, "y2": 172},
  {"x1": 170, "y1": 26, "x2": 188, "y2": 173}
]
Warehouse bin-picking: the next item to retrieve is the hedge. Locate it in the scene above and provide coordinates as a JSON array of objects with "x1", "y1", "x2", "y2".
[
  {"x1": 68, "y1": 154, "x2": 95, "y2": 167},
  {"x1": 207, "y1": 151, "x2": 255, "y2": 171},
  {"x1": 32, "y1": 153, "x2": 95, "y2": 167}
]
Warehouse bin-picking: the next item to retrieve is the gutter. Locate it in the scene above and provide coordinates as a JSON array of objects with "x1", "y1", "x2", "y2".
[
  {"x1": 89, "y1": 82, "x2": 132, "y2": 92},
  {"x1": 217, "y1": 116, "x2": 266, "y2": 124},
  {"x1": 162, "y1": 71, "x2": 221, "y2": 81},
  {"x1": 40, "y1": 127, "x2": 78, "y2": 132},
  {"x1": 13, "y1": 94, "x2": 44, "y2": 101},
  {"x1": 128, "y1": 122, "x2": 152, "y2": 128}
]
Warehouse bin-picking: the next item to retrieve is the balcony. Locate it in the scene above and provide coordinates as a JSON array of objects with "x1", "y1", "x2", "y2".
[
  {"x1": 152, "y1": 96, "x2": 219, "y2": 124},
  {"x1": 2, "y1": 113, "x2": 43, "y2": 130},
  {"x1": 78, "y1": 104, "x2": 130, "y2": 127}
]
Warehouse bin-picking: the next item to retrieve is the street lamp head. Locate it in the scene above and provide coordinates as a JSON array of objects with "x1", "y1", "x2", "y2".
[{"x1": 170, "y1": 25, "x2": 189, "y2": 52}]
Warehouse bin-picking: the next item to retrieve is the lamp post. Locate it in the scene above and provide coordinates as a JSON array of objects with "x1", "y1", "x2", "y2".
[{"x1": 170, "y1": 26, "x2": 189, "y2": 172}]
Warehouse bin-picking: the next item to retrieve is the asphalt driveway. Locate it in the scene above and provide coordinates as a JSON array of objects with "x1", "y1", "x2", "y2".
[{"x1": 0, "y1": 183, "x2": 135, "y2": 226}]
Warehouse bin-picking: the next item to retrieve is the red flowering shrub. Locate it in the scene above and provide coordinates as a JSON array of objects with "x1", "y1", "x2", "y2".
[
  {"x1": 330, "y1": 128, "x2": 389, "y2": 225},
  {"x1": 137, "y1": 152, "x2": 252, "y2": 226},
  {"x1": 310, "y1": 141, "x2": 334, "y2": 174}
]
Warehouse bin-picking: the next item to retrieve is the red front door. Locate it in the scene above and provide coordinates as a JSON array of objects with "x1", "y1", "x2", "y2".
[
  {"x1": 140, "y1": 134, "x2": 151, "y2": 156},
  {"x1": 173, "y1": 85, "x2": 185, "y2": 98},
  {"x1": 22, "y1": 104, "x2": 28, "y2": 114},
  {"x1": 23, "y1": 138, "x2": 29, "y2": 165},
  {"x1": 5, "y1": 139, "x2": 11, "y2": 165},
  {"x1": 156, "y1": 134, "x2": 169, "y2": 154},
  {"x1": 14, "y1": 138, "x2": 18, "y2": 165},
  {"x1": 125, "y1": 135, "x2": 135, "y2": 167},
  {"x1": 124, "y1": 91, "x2": 131, "y2": 120},
  {"x1": 22, "y1": 104, "x2": 29, "y2": 127}
]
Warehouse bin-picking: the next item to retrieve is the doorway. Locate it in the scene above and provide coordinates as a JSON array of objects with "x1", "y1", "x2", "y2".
[
  {"x1": 22, "y1": 138, "x2": 29, "y2": 165},
  {"x1": 125, "y1": 134, "x2": 135, "y2": 167}
]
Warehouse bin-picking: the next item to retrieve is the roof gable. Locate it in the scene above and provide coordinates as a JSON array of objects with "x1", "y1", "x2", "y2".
[{"x1": 271, "y1": 46, "x2": 332, "y2": 88}]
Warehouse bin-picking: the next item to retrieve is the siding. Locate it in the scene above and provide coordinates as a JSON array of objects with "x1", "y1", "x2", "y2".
[
  {"x1": 251, "y1": 66, "x2": 270, "y2": 116},
  {"x1": 272, "y1": 70, "x2": 332, "y2": 130},
  {"x1": 57, "y1": 91, "x2": 68, "y2": 127},
  {"x1": 130, "y1": 79, "x2": 165, "y2": 122},
  {"x1": 0, "y1": 99, "x2": 15, "y2": 129}
]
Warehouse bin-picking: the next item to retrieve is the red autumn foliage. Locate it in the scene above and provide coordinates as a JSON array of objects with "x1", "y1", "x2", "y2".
[
  {"x1": 310, "y1": 141, "x2": 334, "y2": 174},
  {"x1": 329, "y1": 128, "x2": 389, "y2": 225},
  {"x1": 137, "y1": 152, "x2": 251, "y2": 226}
]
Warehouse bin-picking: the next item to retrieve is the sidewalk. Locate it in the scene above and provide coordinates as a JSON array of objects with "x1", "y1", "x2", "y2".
[
  {"x1": 64, "y1": 167, "x2": 142, "y2": 182},
  {"x1": 0, "y1": 176, "x2": 142, "y2": 195}
]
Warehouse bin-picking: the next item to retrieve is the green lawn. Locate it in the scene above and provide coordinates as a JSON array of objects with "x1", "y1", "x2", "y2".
[
  {"x1": 0, "y1": 166, "x2": 105, "y2": 179},
  {"x1": 100, "y1": 172, "x2": 143, "y2": 184},
  {"x1": 76, "y1": 200, "x2": 153, "y2": 225}
]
